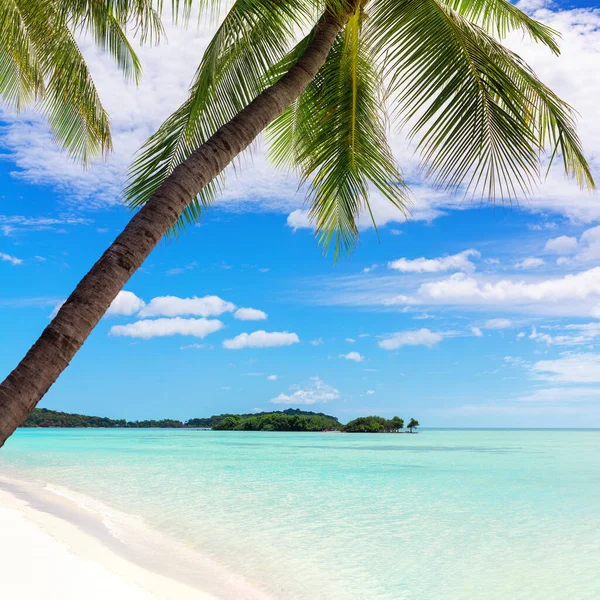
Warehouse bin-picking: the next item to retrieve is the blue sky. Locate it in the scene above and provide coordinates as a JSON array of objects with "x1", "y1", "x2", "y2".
[{"x1": 2, "y1": 0, "x2": 600, "y2": 427}]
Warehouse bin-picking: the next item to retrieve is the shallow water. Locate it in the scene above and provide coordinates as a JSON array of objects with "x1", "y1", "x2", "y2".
[{"x1": 1, "y1": 429, "x2": 599, "y2": 599}]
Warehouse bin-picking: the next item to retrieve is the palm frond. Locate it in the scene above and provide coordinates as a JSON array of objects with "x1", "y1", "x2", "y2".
[
  {"x1": 0, "y1": 0, "x2": 168, "y2": 161},
  {"x1": 0, "y1": 0, "x2": 44, "y2": 109},
  {"x1": 124, "y1": 0, "x2": 315, "y2": 231},
  {"x1": 368, "y1": 0, "x2": 594, "y2": 200},
  {"x1": 440, "y1": 0, "x2": 560, "y2": 54},
  {"x1": 269, "y1": 8, "x2": 409, "y2": 258},
  {"x1": 14, "y1": 0, "x2": 113, "y2": 162},
  {"x1": 63, "y1": 0, "x2": 164, "y2": 48}
]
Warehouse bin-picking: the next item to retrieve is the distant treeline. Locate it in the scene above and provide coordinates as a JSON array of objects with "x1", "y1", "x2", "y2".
[
  {"x1": 213, "y1": 412, "x2": 340, "y2": 431},
  {"x1": 22, "y1": 409, "x2": 185, "y2": 429},
  {"x1": 22, "y1": 408, "x2": 419, "y2": 433}
]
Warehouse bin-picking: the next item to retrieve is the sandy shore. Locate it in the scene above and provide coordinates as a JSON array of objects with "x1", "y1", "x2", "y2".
[
  {"x1": 0, "y1": 486, "x2": 217, "y2": 599},
  {"x1": 0, "y1": 476, "x2": 268, "y2": 600}
]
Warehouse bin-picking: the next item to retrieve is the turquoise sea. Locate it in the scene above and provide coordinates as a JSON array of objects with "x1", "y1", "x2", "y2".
[{"x1": 1, "y1": 428, "x2": 599, "y2": 599}]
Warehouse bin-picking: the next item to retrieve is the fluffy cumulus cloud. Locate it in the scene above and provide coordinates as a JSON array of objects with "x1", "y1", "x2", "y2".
[
  {"x1": 271, "y1": 377, "x2": 340, "y2": 405},
  {"x1": 545, "y1": 226, "x2": 600, "y2": 267},
  {"x1": 0, "y1": 252, "x2": 23, "y2": 265},
  {"x1": 545, "y1": 235, "x2": 578, "y2": 255},
  {"x1": 484, "y1": 318, "x2": 512, "y2": 329},
  {"x1": 515, "y1": 257, "x2": 545, "y2": 269},
  {"x1": 388, "y1": 250, "x2": 480, "y2": 273},
  {"x1": 106, "y1": 290, "x2": 146, "y2": 316},
  {"x1": 138, "y1": 295, "x2": 235, "y2": 318},
  {"x1": 531, "y1": 352, "x2": 600, "y2": 383},
  {"x1": 109, "y1": 317, "x2": 224, "y2": 339},
  {"x1": 378, "y1": 328, "x2": 443, "y2": 350},
  {"x1": 471, "y1": 326, "x2": 483, "y2": 337},
  {"x1": 223, "y1": 330, "x2": 299, "y2": 349},
  {"x1": 233, "y1": 307, "x2": 267, "y2": 321},
  {"x1": 339, "y1": 351, "x2": 364, "y2": 363},
  {"x1": 382, "y1": 268, "x2": 600, "y2": 317}
]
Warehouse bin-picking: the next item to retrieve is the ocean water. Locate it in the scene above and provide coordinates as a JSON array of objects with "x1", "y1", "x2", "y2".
[{"x1": 0, "y1": 428, "x2": 599, "y2": 599}]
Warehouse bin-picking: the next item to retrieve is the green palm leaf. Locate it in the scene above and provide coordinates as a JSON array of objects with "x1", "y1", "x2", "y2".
[
  {"x1": 368, "y1": 0, "x2": 594, "y2": 200},
  {"x1": 440, "y1": 0, "x2": 560, "y2": 53},
  {"x1": 269, "y1": 7, "x2": 409, "y2": 257},
  {"x1": 0, "y1": 0, "x2": 169, "y2": 162},
  {"x1": 0, "y1": 0, "x2": 44, "y2": 109},
  {"x1": 124, "y1": 0, "x2": 315, "y2": 231}
]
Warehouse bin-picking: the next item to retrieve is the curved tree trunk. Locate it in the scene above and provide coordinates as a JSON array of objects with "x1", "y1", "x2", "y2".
[{"x1": 0, "y1": 12, "x2": 345, "y2": 447}]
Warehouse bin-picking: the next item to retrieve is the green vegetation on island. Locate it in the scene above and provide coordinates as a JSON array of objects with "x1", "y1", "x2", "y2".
[
  {"x1": 22, "y1": 409, "x2": 186, "y2": 429},
  {"x1": 343, "y1": 416, "x2": 404, "y2": 433},
  {"x1": 213, "y1": 412, "x2": 341, "y2": 432},
  {"x1": 22, "y1": 408, "x2": 419, "y2": 433}
]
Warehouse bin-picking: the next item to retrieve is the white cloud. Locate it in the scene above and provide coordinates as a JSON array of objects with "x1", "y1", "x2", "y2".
[
  {"x1": 287, "y1": 210, "x2": 312, "y2": 231},
  {"x1": 545, "y1": 235, "x2": 578, "y2": 254},
  {"x1": 234, "y1": 307, "x2": 267, "y2": 321},
  {"x1": 50, "y1": 289, "x2": 144, "y2": 319},
  {"x1": 529, "y1": 322, "x2": 600, "y2": 346},
  {"x1": 345, "y1": 337, "x2": 356, "y2": 343},
  {"x1": 471, "y1": 327, "x2": 483, "y2": 337},
  {"x1": 271, "y1": 377, "x2": 340, "y2": 405},
  {"x1": 0, "y1": 252, "x2": 23, "y2": 265},
  {"x1": 180, "y1": 343, "x2": 205, "y2": 350},
  {"x1": 223, "y1": 330, "x2": 299, "y2": 349},
  {"x1": 515, "y1": 257, "x2": 545, "y2": 269},
  {"x1": 484, "y1": 318, "x2": 512, "y2": 329},
  {"x1": 378, "y1": 328, "x2": 443, "y2": 350},
  {"x1": 388, "y1": 249, "x2": 480, "y2": 273},
  {"x1": 109, "y1": 317, "x2": 223, "y2": 339},
  {"x1": 339, "y1": 351, "x2": 364, "y2": 363},
  {"x1": 310, "y1": 338, "x2": 324, "y2": 346},
  {"x1": 267, "y1": 375, "x2": 278, "y2": 381},
  {"x1": 532, "y1": 352, "x2": 600, "y2": 383},
  {"x1": 106, "y1": 290, "x2": 146, "y2": 316},
  {"x1": 139, "y1": 295, "x2": 235, "y2": 318},
  {"x1": 0, "y1": 215, "x2": 91, "y2": 235},
  {"x1": 366, "y1": 389, "x2": 376, "y2": 395},
  {"x1": 389, "y1": 268, "x2": 600, "y2": 317}
]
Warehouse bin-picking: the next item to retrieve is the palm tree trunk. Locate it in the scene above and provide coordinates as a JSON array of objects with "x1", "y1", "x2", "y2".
[{"x1": 0, "y1": 11, "x2": 346, "y2": 447}]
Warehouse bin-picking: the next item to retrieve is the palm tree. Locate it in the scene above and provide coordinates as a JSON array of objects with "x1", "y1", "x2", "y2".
[
  {"x1": 0, "y1": 0, "x2": 595, "y2": 446},
  {"x1": 407, "y1": 418, "x2": 419, "y2": 433}
]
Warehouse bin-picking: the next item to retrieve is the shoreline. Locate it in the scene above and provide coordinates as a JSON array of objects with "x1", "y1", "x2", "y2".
[{"x1": 0, "y1": 472, "x2": 269, "y2": 600}]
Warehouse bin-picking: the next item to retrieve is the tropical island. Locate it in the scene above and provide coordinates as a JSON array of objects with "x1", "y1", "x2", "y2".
[{"x1": 22, "y1": 408, "x2": 419, "y2": 433}]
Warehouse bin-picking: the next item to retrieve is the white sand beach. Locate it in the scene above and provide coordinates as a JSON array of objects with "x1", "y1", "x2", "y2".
[
  {"x1": 0, "y1": 486, "x2": 216, "y2": 600},
  {"x1": 0, "y1": 476, "x2": 269, "y2": 600}
]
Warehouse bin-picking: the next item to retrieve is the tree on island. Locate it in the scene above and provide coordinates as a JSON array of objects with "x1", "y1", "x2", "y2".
[
  {"x1": 407, "y1": 419, "x2": 420, "y2": 433},
  {"x1": 0, "y1": 0, "x2": 595, "y2": 446},
  {"x1": 343, "y1": 416, "x2": 404, "y2": 433},
  {"x1": 390, "y1": 416, "x2": 404, "y2": 432}
]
